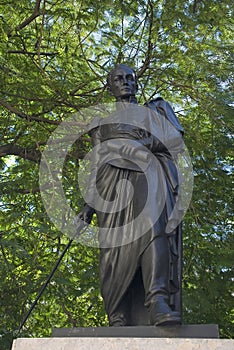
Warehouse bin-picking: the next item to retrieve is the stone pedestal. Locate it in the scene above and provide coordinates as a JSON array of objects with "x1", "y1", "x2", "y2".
[
  {"x1": 12, "y1": 325, "x2": 233, "y2": 350},
  {"x1": 12, "y1": 337, "x2": 233, "y2": 350},
  {"x1": 52, "y1": 324, "x2": 219, "y2": 338}
]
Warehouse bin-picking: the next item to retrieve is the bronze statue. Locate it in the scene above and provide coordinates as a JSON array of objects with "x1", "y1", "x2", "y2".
[{"x1": 78, "y1": 64, "x2": 184, "y2": 326}]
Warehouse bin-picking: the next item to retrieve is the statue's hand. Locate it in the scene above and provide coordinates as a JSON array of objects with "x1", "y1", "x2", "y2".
[{"x1": 77, "y1": 204, "x2": 95, "y2": 224}]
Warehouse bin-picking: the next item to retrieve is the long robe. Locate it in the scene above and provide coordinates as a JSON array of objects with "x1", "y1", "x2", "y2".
[{"x1": 86, "y1": 98, "x2": 184, "y2": 325}]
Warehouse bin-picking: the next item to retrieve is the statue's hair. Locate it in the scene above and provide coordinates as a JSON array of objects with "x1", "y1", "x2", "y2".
[{"x1": 106, "y1": 64, "x2": 137, "y2": 88}]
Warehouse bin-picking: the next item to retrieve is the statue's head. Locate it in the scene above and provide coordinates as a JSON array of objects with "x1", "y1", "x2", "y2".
[{"x1": 107, "y1": 64, "x2": 138, "y2": 100}]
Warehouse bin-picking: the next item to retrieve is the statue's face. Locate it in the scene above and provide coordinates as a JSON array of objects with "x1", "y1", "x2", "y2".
[{"x1": 109, "y1": 66, "x2": 138, "y2": 99}]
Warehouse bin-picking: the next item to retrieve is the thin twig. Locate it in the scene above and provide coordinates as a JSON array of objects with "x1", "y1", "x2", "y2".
[{"x1": 7, "y1": 0, "x2": 42, "y2": 37}]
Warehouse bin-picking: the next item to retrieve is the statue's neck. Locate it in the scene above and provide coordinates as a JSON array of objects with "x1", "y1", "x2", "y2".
[{"x1": 115, "y1": 96, "x2": 138, "y2": 110}]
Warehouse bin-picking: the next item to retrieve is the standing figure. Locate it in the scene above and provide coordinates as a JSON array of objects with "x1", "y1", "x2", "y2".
[{"x1": 78, "y1": 64, "x2": 184, "y2": 326}]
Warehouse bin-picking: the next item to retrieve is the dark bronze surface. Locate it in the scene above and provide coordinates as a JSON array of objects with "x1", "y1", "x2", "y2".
[{"x1": 78, "y1": 65, "x2": 184, "y2": 326}]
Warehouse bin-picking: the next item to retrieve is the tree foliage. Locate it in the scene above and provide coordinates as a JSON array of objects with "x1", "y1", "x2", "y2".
[{"x1": 0, "y1": 0, "x2": 233, "y2": 348}]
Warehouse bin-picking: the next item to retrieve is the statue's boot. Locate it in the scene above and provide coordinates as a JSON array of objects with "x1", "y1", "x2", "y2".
[
  {"x1": 109, "y1": 313, "x2": 127, "y2": 327},
  {"x1": 148, "y1": 295, "x2": 181, "y2": 326},
  {"x1": 141, "y1": 235, "x2": 181, "y2": 326}
]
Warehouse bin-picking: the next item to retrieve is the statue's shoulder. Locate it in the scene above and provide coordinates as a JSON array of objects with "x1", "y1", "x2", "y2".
[
  {"x1": 144, "y1": 97, "x2": 184, "y2": 134},
  {"x1": 144, "y1": 97, "x2": 168, "y2": 109}
]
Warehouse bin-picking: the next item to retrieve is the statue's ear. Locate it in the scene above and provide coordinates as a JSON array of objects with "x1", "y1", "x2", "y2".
[
  {"x1": 107, "y1": 84, "x2": 113, "y2": 95},
  {"x1": 135, "y1": 83, "x2": 139, "y2": 92}
]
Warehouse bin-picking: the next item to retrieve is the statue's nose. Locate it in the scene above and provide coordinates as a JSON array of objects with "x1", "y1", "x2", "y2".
[{"x1": 123, "y1": 77, "x2": 129, "y2": 85}]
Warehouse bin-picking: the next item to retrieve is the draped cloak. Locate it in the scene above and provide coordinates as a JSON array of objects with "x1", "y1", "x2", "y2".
[{"x1": 86, "y1": 98, "x2": 184, "y2": 325}]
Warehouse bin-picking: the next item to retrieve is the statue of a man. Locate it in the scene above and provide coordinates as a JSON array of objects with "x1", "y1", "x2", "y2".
[{"x1": 78, "y1": 64, "x2": 184, "y2": 326}]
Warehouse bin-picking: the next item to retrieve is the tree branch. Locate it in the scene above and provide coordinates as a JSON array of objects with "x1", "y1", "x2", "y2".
[
  {"x1": 0, "y1": 141, "x2": 87, "y2": 163},
  {"x1": 7, "y1": 50, "x2": 58, "y2": 56},
  {"x1": 0, "y1": 144, "x2": 41, "y2": 163},
  {"x1": 61, "y1": 303, "x2": 78, "y2": 327},
  {"x1": 0, "y1": 97, "x2": 59, "y2": 125},
  {"x1": 7, "y1": 0, "x2": 42, "y2": 37},
  {"x1": 137, "y1": 0, "x2": 154, "y2": 78}
]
